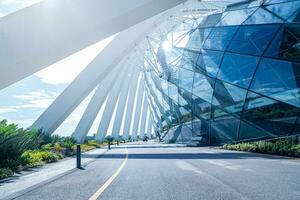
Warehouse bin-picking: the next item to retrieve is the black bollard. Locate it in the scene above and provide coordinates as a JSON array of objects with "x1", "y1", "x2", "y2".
[{"x1": 76, "y1": 144, "x2": 81, "y2": 169}]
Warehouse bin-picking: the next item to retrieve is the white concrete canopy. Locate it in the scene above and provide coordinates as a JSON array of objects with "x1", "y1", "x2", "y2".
[{"x1": 0, "y1": 0, "x2": 186, "y2": 90}]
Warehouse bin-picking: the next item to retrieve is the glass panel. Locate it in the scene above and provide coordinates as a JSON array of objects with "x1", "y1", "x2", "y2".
[
  {"x1": 186, "y1": 29, "x2": 203, "y2": 51},
  {"x1": 192, "y1": 95, "x2": 211, "y2": 120},
  {"x1": 210, "y1": 108, "x2": 239, "y2": 144},
  {"x1": 250, "y1": 58, "x2": 300, "y2": 108},
  {"x1": 217, "y1": 53, "x2": 259, "y2": 89},
  {"x1": 199, "y1": 13, "x2": 222, "y2": 28},
  {"x1": 181, "y1": 50, "x2": 199, "y2": 65},
  {"x1": 168, "y1": 82, "x2": 178, "y2": 103},
  {"x1": 266, "y1": 1, "x2": 300, "y2": 22},
  {"x1": 192, "y1": 72, "x2": 215, "y2": 103},
  {"x1": 243, "y1": 7, "x2": 283, "y2": 24},
  {"x1": 228, "y1": 24, "x2": 280, "y2": 56},
  {"x1": 216, "y1": 8, "x2": 256, "y2": 26},
  {"x1": 238, "y1": 121, "x2": 272, "y2": 141},
  {"x1": 196, "y1": 50, "x2": 223, "y2": 77},
  {"x1": 242, "y1": 91, "x2": 299, "y2": 136},
  {"x1": 179, "y1": 68, "x2": 194, "y2": 93},
  {"x1": 212, "y1": 80, "x2": 247, "y2": 117},
  {"x1": 203, "y1": 26, "x2": 238, "y2": 51},
  {"x1": 292, "y1": 116, "x2": 300, "y2": 135},
  {"x1": 265, "y1": 24, "x2": 300, "y2": 62},
  {"x1": 168, "y1": 66, "x2": 179, "y2": 85}
]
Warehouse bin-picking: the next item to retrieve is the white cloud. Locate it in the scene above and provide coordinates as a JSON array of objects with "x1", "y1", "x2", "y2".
[
  {"x1": 0, "y1": 12, "x2": 4, "y2": 18},
  {"x1": 0, "y1": 108, "x2": 18, "y2": 114},
  {"x1": 14, "y1": 90, "x2": 58, "y2": 109},
  {"x1": 35, "y1": 36, "x2": 115, "y2": 85}
]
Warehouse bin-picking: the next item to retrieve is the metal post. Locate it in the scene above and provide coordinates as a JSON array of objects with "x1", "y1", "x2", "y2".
[{"x1": 76, "y1": 144, "x2": 81, "y2": 169}]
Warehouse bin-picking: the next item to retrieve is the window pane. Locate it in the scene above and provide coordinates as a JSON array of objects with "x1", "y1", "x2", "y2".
[
  {"x1": 192, "y1": 72, "x2": 215, "y2": 103},
  {"x1": 196, "y1": 50, "x2": 223, "y2": 77},
  {"x1": 228, "y1": 24, "x2": 280, "y2": 55},
  {"x1": 265, "y1": 24, "x2": 300, "y2": 62},
  {"x1": 250, "y1": 58, "x2": 300, "y2": 108},
  {"x1": 217, "y1": 53, "x2": 259, "y2": 88},
  {"x1": 199, "y1": 13, "x2": 222, "y2": 28},
  {"x1": 216, "y1": 8, "x2": 256, "y2": 26},
  {"x1": 243, "y1": 7, "x2": 283, "y2": 24},
  {"x1": 211, "y1": 108, "x2": 239, "y2": 144},
  {"x1": 238, "y1": 121, "x2": 273, "y2": 141},
  {"x1": 203, "y1": 26, "x2": 238, "y2": 51},
  {"x1": 212, "y1": 80, "x2": 247, "y2": 117},
  {"x1": 168, "y1": 82, "x2": 178, "y2": 103},
  {"x1": 242, "y1": 91, "x2": 299, "y2": 136},
  {"x1": 179, "y1": 68, "x2": 194, "y2": 93},
  {"x1": 266, "y1": 1, "x2": 300, "y2": 22}
]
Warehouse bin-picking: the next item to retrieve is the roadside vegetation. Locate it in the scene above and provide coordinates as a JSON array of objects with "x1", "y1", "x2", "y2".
[
  {"x1": 223, "y1": 138, "x2": 300, "y2": 157},
  {"x1": 0, "y1": 120, "x2": 106, "y2": 180}
]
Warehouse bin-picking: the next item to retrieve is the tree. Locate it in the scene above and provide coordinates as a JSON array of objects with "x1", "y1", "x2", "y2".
[{"x1": 105, "y1": 136, "x2": 115, "y2": 150}]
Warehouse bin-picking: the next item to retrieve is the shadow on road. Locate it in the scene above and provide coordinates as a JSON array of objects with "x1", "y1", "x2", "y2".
[{"x1": 82, "y1": 152, "x2": 289, "y2": 160}]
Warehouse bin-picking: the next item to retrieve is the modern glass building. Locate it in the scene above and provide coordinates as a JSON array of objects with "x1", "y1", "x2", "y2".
[
  {"x1": 1, "y1": 0, "x2": 299, "y2": 145},
  {"x1": 142, "y1": 0, "x2": 300, "y2": 145}
]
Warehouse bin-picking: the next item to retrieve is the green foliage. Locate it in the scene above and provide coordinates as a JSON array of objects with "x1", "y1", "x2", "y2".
[
  {"x1": 0, "y1": 168, "x2": 13, "y2": 180},
  {"x1": 21, "y1": 150, "x2": 63, "y2": 167},
  {"x1": 223, "y1": 138, "x2": 300, "y2": 157},
  {"x1": 105, "y1": 136, "x2": 115, "y2": 142}
]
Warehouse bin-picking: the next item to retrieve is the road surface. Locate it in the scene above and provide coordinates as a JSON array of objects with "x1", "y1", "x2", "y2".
[{"x1": 4, "y1": 142, "x2": 300, "y2": 200}]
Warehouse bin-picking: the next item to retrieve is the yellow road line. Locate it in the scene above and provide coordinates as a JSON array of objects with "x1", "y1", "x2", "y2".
[{"x1": 88, "y1": 148, "x2": 128, "y2": 200}]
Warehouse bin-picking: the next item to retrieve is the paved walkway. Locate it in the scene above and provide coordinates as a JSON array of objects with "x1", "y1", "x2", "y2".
[{"x1": 0, "y1": 148, "x2": 107, "y2": 199}]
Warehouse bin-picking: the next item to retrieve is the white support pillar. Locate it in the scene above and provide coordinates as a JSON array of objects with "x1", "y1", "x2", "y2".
[
  {"x1": 95, "y1": 67, "x2": 128, "y2": 141},
  {"x1": 0, "y1": 0, "x2": 186, "y2": 89},
  {"x1": 147, "y1": 113, "x2": 154, "y2": 138},
  {"x1": 131, "y1": 76, "x2": 145, "y2": 140},
  {"x1": 32, "y1": 16, "x2": 159, "y2": 134},
  {"x1": 138, "y1": 91, "x2": 149, "y2": 139},
  {"x1": 72, "y1": 64, "x2": 122, "y2": 143},
  {"x1": 122, "y1": 72, "x2": 142, "y2": 140},
  {"x1": 111, "y1": 66, "x2": 140, "y2": 139}
]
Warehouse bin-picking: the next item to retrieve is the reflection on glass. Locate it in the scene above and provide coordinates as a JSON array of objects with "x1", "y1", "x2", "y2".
[
  {"x1": 228, "y1": 24, "x2": 280, "y2": 55},
  {"x1": 266, "y1": 1, "x2": 300, "y2": 22},
  {"x1": 265, "y1": 24, "x2": 300, "y2": 62},
  {"x1": 250, "y1": 58, "x2": 300, "y2": 108},
  {"x1": 242, "y1": 91, "x2": 299, "y2": 136},
  {"x1": 243, "y1": 7, "x2": 283, "y2": 24},
  {"x1": 216, "y1": 8, "x2": 256, "y2": 26},
  {"x1": 179, "y1": 68, "x2": 194, "y2": 93},
  {"x1": 203, "y1": 26, "x2": 238, "y2": 51},
  {"x1": 212, "y1": 80, "x2": 247, "y2": 116},
  {"x1": 193, "y1": 72, "x2": 215, "y2": 103},
  {"x1": 217, "y1": 53, "x2": 259, "y2": 88},
  {"x1": 196, "y1": 50, "x2": 223, "y2": 77}
]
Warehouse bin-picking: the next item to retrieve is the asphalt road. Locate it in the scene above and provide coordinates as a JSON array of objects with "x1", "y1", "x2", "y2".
[{"x1": 7, "y1": 143, "x2": 300, "y2": 200}]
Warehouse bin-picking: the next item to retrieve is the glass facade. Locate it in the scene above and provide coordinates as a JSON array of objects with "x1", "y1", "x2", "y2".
[{"x1": 144, "y1": 0, "x2": 300, "y2": 145}]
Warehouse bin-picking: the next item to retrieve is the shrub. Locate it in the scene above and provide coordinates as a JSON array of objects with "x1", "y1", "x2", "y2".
[
  {"x1": 0, "y1": 168, "x2": 13, "y2": 180},
  {"x1": 223, "y1": 138, "x2": 300, "y2": 157},
  {"x1": 21, "y1": 150, "x2": 62, "y2": 167}
]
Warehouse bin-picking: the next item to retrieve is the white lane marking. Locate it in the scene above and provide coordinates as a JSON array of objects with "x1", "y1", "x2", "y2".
[{"x1": 202, "y1": 160, "x2": 255, "y2": 172}]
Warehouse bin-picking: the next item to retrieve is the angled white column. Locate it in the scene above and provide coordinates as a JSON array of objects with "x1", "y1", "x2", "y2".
[
  {"x1": 32, "y1": 16, "x2": 160, "y2": 134},
  {"x1": 72, "y1": 64, "x2": 122, "y2": 143},
  {"x1": 111, "y1": 66, "x2": 140, "y2": 139},
  {"x1": 131, "y1": 76, "x2": 145, "y2": 140},
  {"x1": 95, "y1": 67, "x2": 128, "y2": 141},
  {"x1": 122, "y1": 72, "x2": 142, "y2": 140},
  {"x1": 0, "y1": 0, "x2": 186, "y2": 89},
  {"x1": 138, "y1": 91, "x2": 149, "y2": 138},
  {"x1": 146, "y1": 110, "x2": 154, "y2": 138}
]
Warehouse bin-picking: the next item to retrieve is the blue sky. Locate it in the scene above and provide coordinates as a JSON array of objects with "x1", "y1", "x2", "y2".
[{"x1": 0, "y1": 0, "x2": 113, "y2": 136}]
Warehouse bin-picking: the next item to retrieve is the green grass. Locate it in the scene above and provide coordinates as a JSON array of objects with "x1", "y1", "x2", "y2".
[{"x1": 223, "y1": 139, "x2": 300, "y2": 157}]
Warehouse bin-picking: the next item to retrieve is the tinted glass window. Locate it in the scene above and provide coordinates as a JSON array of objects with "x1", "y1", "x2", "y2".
[
  {"x1": 179, "y1": 68, "x2": 194, "y2": 93},
  {"x1": 200, "y1": 13, "x2": 222, "y2": 28},
  {"x1": 242, "y1": 91, "x2": 299, "y2": 136},
  {"x1": 217, "y1": 53, "x2": 259, "y2": 88},
  {"x1": 250, "y1": 58, "x2": 300, "y2": 108},
  {"x1": 193, "y1": 72, "x2": 215, "y2": 103},
  {"x1": 192, "y1": 95, "x2": 211, "y2": 120},
  {"x1": 211, "y1": 108, "x2": 239, "y2": 144},
  {"x1": 196, "y1": 50, "x2": 223, "y2": 77},
  {"x1": 243, "y1": 7, "x2": 283, "y2": 24},
  {"x1": 265, "y1": 24, "x2": 300, "y2": 62},
  {"x1": 168, "y1": 82, "x2": 178, "y2": 103},
  {"x1": 228, "y1": 24, "x2": 280, "y2": 55},
  {"x1": 212, "y1": 80, "x2": 247, "y2": 117},
  {"x1": 216, "y1": 8, "x2": 256, "y2": 26},
  {"x1": 266, "y1": 1, "x2": 300, "y2": 22},
  {"x1": 203, "y1": 26, "x2": 238, "y2": 51},
  {"x1": 238, "y1": 121, "x2": 273, "y2": 141}
]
